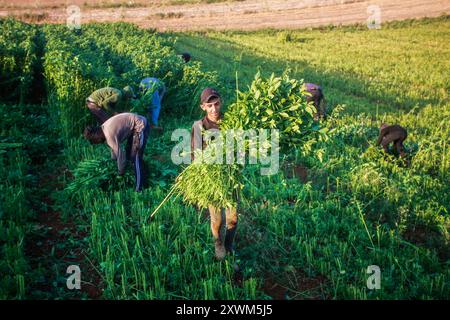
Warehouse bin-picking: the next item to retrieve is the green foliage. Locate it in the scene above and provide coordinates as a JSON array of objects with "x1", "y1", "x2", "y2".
[
  {"x1": 0, "y1": 103, "x2": 36, "y2": 299},
  {"x1": 171, "y1": 72, "x2": 327, "y2": 209},
  {"x1": 173, "y1": 162, "x2": 242, "y2": 209},
  {"x1": 171, "y1": 16, "x2": 450, "y2": 114},
  {"x1": 1, "y1": 16, "x2": 449, "y2": 300},
  {"x1": 222, "y1": 72, "x2": 327, "y2": 152},
  {"x1": 171, "y1": 18, "x2": 450, "y2": 299},
  {"x1": 65, "y1": 158, "x2": 135, "y2": 195},
  {"x1": 43, "y1": 25, "x2": 119, "y2": 139},
  {"x1": 130, "y1": 89, "x2": 154, "y2": 115},
  {"x1": 0, "y1": 18, "x2": 38, "y2": 104},
  {"x1": 42, "y1": 22, "x2": 219, "y2": 140}
]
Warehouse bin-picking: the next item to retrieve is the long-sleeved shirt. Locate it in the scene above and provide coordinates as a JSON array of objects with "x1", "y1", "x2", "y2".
[
  {"x1": 88, "y1": 87, "x2": 124, "y2": 114},
  {"x1": 101, "y1": 113, "x2": 148, "y2": 173}
]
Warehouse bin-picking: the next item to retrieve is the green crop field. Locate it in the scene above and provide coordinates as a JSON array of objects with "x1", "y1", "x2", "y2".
[{"x1": 0, "y1": 16, "x2": 449, "y2": 300}]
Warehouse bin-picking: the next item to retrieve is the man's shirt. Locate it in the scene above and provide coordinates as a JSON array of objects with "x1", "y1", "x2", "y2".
[{"x1": 102, "y1": 113, "x2": 148, "y2": 173}]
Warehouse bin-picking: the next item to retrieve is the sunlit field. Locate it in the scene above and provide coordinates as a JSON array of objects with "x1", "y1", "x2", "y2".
[{"x1": 1, "y1": 16, "x2": 449, "y2": 300}]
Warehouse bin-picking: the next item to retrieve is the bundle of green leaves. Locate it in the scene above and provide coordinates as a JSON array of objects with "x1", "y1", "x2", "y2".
[
  {"x1": 65, "y1": 158, "x2": 134, "y2": 195},
  {"x1": 163, "y1": 72, "x2": 327, "y2": 211},
  {"x1": 221, "y1": 72, "x2": 325, "y2": 152},
  {"x1": 173, "y1": 158, "x2": 242, "y2": 209}
]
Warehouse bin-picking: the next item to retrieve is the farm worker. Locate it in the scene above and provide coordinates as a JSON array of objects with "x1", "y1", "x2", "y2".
[
  {"x1": 181, "y1": 52, "x2": 191, "y2": 63},
  {"x1": 86, "y1": 86, "x2": 136, "y2": 124},
  {"x1": 139, "y1": 77, "x2": 166, "y2": 131},
  {"x1": 83, "y1": 113, "x2": 150, "y2": 192},
  {"x1": 304, "y1": 83, "x2": 326, "y2": 120},
  {"x1": 376, "y1": 124, "x2": 408, "y2": 159},
  {"x1": 191, "y1": 87, "x2": 239, "y2": 261}
]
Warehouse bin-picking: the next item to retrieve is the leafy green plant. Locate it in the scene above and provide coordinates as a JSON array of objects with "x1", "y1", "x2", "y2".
[
  {"x1": 173, "y1": 161, "x2": 242, "y2": 209},
  {"x1": 2, "y1": 16, "x2": 449, "y2": 301},
  {"x1": 65, "y1": 158, "x2": 134, "y2": 195},
  {"x1": 221, "y1": 72, "x2": 327, "y2": 152},
  {"x1": 0, "y1": 18, "x2": 38, "y2": 104}
]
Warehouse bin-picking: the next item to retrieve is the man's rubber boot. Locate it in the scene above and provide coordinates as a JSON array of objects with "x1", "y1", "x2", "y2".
[
  {"x1": 214, "y1": 239, "x2": 226, "y2": 261},
  {"x1": 225, "y1": 227, "x2": 237, "y2": 255}
]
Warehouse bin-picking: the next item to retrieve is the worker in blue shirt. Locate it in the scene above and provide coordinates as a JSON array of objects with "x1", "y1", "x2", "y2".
[{"x1": 139, "y1": 77, "x2": 166, "y2": 131}]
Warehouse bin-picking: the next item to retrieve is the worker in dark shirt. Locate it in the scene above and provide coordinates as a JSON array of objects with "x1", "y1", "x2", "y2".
[
  {"x1": 377, "y1": 124, "x2": 408, "y2": 158},
  {"x1": 191, "y1": 87, "x2": 239, "y2": 261},
  {"x1": 181, "y1": 52, "x2": 191, "y2": 63}
]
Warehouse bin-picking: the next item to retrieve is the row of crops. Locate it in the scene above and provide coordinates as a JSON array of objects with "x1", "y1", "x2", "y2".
[
  {"x1": 0, "y1": 19, "x2": 47, "y2": 299},
  {"x1": 1, "y1": 17, "x2": 449, "y2": 299},
  {"x1": 0, "y1": 19, "x2": 39, "y2": 104},
  {"x1": 0, "y1": 104, "x2": 30, "y2": 299},
  {"x1": 41, "y1": 23, "x2": 264, "y2": 299},
  {"x1": 42, "y1": 22, "x2": 219, "y2": 139},
  {"x1": 1, "y1": 18, "x2": 261, "y2": 299}
]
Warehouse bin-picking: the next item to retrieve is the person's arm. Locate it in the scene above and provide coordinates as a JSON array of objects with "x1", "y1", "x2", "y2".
[
  {"x1": 116, "y1": 147, "x2": 126, "y2": 175},
  {"x1": 376, "y1": 132, "x2": 383, "y2": 146},
  {"x1": 376, "y1": 126, "x2": 390, "y2": 145}
]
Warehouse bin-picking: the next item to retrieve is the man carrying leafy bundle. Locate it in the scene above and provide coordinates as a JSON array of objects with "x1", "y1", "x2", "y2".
[
  {"x1": 83, "y1": 112, "x2": 150, "y2": 192},
  {"x1": 86, "y1": 86, "x2": 136, "y2": 124},
  {"x1": 165, "y1": 74, "x2": 325, "y2": 262},
  {"x1": 191, "y1": 87, "x2": 239, "y2": 261}
]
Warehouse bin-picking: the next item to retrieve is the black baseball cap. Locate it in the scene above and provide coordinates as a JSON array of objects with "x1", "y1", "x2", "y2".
[
  {"x1": 200, "y1": 87, "x2": 221, "y2": 104},
  {"x1": 181, "y1": 52, "x2": 191, "y2": 63}
]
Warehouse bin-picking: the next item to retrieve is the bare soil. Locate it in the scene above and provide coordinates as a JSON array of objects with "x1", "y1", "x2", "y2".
[
  {"x1": 263, "y1": 269, "x2": 329, "y2": 300},
  {"x1": 1, "y1": 0, "x2": 448, "y2": 31}
]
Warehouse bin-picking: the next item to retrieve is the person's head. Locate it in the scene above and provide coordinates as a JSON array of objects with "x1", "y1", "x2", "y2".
[
  {"x1": 83, "y1": 126, "x2": 106, "y2": 144},
  {"x1": 200, "y1": 87, "x2": 222, "y2": 121},
  {"x1": 304, "y1": 83, "x2": 326, "y2": 119},
  {"x1": 181, "y1": 52, "x2": 191, "y2": 63},
  {"x1": 304, "y1": 83, "x2": 322, "y2": 101},
  {"x1": 122, "y1": 86, "x2": 136, "y2": 100}
]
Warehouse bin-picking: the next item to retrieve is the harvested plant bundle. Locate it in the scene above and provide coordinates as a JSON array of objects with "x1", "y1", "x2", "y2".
[
  {"x1": 65, "y1": 158, "x2": 134, "y2": 194},
  {"x1": 173, "y1": 159, "x2": 242, "y2": 209},
  {"x1": 221, "y1": 72, "x2": 321, "y2": 151},
  {"x1": 152, "y1": 72, "x2": 325, "y2": 216}
]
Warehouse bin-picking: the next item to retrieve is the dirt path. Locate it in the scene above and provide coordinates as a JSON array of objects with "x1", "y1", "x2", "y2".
[
  {"x1": 25, "y1": 162, "x2": 104, "y2": 299},
  {"x1": 1, "y1": 0, "x2": 449, "y2": 31}
]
